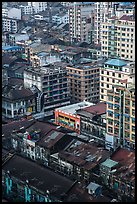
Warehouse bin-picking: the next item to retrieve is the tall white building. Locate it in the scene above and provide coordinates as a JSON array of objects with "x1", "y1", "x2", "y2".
[
  {"x1": 94, "y1": 2, "x2": 118, "y2": 45},
  {"x1": 69, "y1": 2, "x2": 95, "y2": 44}
]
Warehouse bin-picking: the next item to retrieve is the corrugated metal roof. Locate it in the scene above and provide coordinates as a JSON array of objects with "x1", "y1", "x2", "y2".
[{"x1": 101, "y1": 158, "x2": 118, "y2": 168}]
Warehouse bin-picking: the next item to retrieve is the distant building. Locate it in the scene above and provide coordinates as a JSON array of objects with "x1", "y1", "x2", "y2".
[
  {"x1": 94, "y1": 2, "x2": 118, "y2": 45},
  {"x1": 69, "y1": 2, "x2": 95, "y2": 44},
  {"x1": 52, "y1": 13, "x2": 69, "y2": 25},
  {"x1": 106, "y1": 82, "x2": 135, "y2": 150},
  {"x1": 28, "y1": 2, "x2": 47, "y2": 13},
  {"x1": 55, "y1": 101, "x2": 93, "y2": 134},
  {"x1": 2, "y1": 7, "x2": 21, "y2": 20},
  {"x1": 2, "y1": 17, "x2": 20, "y2": 33}
]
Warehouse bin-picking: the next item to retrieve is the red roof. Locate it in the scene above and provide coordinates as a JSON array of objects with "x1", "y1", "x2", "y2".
[
  {"x1": 119, "y1": 15, "x2": 134, "y2": 21},
  {"x1": 111, "y1": 148, "x2": 135, "y2": 170},
  {"x1": 82, "y1": 102, "x2": 106, "y2": 115}
]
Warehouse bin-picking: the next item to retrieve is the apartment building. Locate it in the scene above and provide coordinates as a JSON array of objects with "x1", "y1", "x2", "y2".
[
  {"x1": 24, "y1": 63, "x2": 70, "y2": 115},
  {"x1": 101, "y1": 15, "x2": 135, "y2": 61},
  {"x1": 2, "y1": 7, "x2": 21, "y2": 20},
  {"x1": 20, "y1": 5, "x2": 34, "y2": 15},
  {"x1": 100, "y1": 58, "x2": 135, "y2": 102},
  {"x1": 2, "y1": 17, "x2": 19, "y2": 33},
  {"x1": 69, "y1": 2, "x2": 95, "y2": 44},
  {"x1": 28, "y1": 2, "x2": 47, "y2": 13},
  {"x1": 94, "y1": 2, "x2": 119, "y2": 45},
  {"x1": 66, "y1": 59, "x2": 104, "y2": 103},
  {"x1": 105, "y1": 82, "x2": 135, "y2": 150}
]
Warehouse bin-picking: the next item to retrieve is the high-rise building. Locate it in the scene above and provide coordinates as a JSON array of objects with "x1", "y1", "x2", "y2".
[
  {"x1": 94, "y1": 2, "x2": 118, "y2": 45},
  {"x1": 101, "y1": 15, "x2": 135, "y2": 61},
  {"x1": 66, "y1": 59, "x2": 104, "y2": 103},
  {"x1": 69, "y1": 2, "x2": 95, "y2": 44},
  {"x1": 105, "y1": 82, "x2": 135, "y2": 151},
  {"x1": 100, "y1": 58, "x2": 135, "y2": 102},
  {"x1": 24, "y1": 63, "x2": 70, "y2": 115}
]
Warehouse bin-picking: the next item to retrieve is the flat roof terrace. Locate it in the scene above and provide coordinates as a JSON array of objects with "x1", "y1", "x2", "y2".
[{"x1": 56, "y1": 101, "x2": 94, "y2": 115}]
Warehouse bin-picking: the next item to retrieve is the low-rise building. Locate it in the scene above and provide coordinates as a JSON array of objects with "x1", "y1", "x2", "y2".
[
  {"x1": 2, "y1": 84, "x2": 41, "y2": 119},
  {"x1": 55, "y1": 101, "x2": 93, "y2": 134},
  {"x1": 76, "y1": 102, "x2": 106, "y2": 145},
  {"x1": 50, "y1": 139, "x2": 110, "y2": 182},
  {"x1": 100, "y1": 148, "x2": 135, "y2": 201},
  {"x1": 2, "y1": 154, "x2": 75, "y2": 202}
]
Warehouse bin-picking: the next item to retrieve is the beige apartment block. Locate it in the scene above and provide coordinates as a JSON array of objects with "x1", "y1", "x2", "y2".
[{"x1": 101, "y1": 15, "x2": 135, "y2": 61}]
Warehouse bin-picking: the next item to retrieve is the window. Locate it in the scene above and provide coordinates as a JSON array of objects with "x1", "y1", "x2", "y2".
[
  {"x1": 108, "y1": 126, "x2": 113, "y2": 133},
  {"x1": 101, "y1": 95, "x2": 104, "y2": 99},
  {"x1": 108, "y1": 119, "x2": 113, "y2": 125},
  {"x1": 112, "y1": 72, "x2": 115, "y2": 76},
  {"x1": 108, "y1": 96, "x2": 113, "y2": 101},
  {"x1": 101, "y1": 89, "x2": 104, "y2": 93},
  {"x1": 107, "y1": 84, "x2": 109, "y2": 88},
  {"x1": 101, "y1": 70, "x2": 104, "y2": 74},
  {"x1": 132, "y1": 126, "x2": 135, "y2": 132},
  {"x1": 132, "y1": 110, "x2": 135, "y2": 116},
  {"x1": 112, "y1": 79, "x2": 115, "y2": 83},
  {"x1": 101, "y1": 76, "x2": 104, "y2": 80},
  {"x1": 101, "y1": 83, "x2": 104, "y2": 87},
  {"x1": 108, "y1": 111, "x2": 113, "y2": 117},
  {"x1": 108, "y1": 104, "x2": 113, "y2": 109}
]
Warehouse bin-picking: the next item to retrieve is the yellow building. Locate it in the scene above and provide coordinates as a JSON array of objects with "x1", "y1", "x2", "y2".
[
  {"x1": 100, "y1": 58, "x2": 135, "y2": 102},
  {"x1": 105, "y1": 82, "x2": 135, "y2": 150}
]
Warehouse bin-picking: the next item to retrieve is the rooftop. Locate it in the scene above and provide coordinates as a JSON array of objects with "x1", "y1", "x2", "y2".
[
  {"x1": 59, "y1": 140, "x2": 110, "y2": 170},
  {"x1": 105, "y1": 59, "x2": 127, "y2": 67},
  {"x1": 2, "y1": 85, "x2": 36, "y2": 101},
  {"x1": 2, "y1": 119, "x2": 35, "y2": 138},
  {"x1": 110, "y1": 148, "x2": 135, "y2": 182},
  {"x1": 119, "y1": 15, "x2": 135, "y2": 21},
  {"x1": 2, "y1": 154, "x2": 74, "y2": 199},
  {"x1": 64, "y1": 182, "x2": 111, "y2": 202},
  {"x1": 2, "y1": 45, "x2": 23, "y2": 51},
  {"x1": 37, "y1": 130, "x2": 66, "y2": 149},
  {"x1": 81, "y1": 102, "x2": 106, "y2": 116},
  {"x1": 86, "y1": 182, "x2": 101, "y2": 191},
  {"x1": 101, "y1": 159, "x2": 118, "y2": 169},
  {"x1": 55, "y1": 101, "x2": 94, "y2": 115}
]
